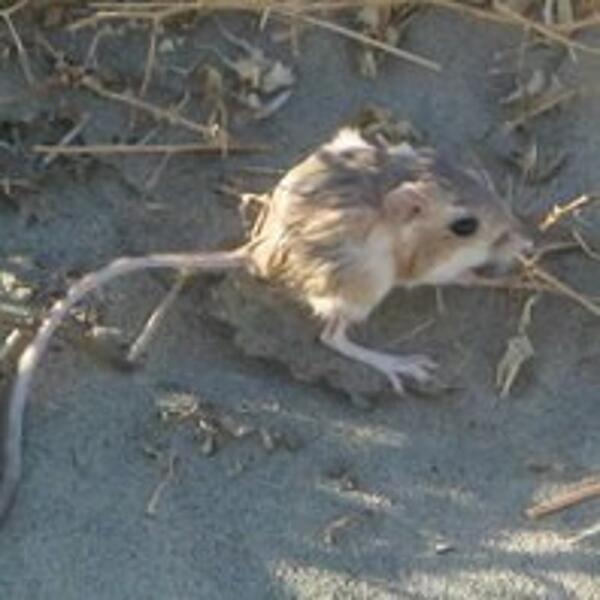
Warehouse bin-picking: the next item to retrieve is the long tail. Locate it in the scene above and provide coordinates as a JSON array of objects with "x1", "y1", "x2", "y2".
[{"x1": 0, "y1": 249, "x2": 246, "y2": 523}]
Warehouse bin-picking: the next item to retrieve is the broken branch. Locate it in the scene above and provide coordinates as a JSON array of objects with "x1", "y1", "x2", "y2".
[{"x1": 526, "y1": 475, "x2": 600, "y2": 519}]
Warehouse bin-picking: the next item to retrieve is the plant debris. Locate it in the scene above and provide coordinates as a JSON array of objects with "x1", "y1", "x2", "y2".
[
  {"x1": 276, "y1": 6, "x2": 440, "y2": 72},
  {"x1": 498, "y1": 65, "x2": 580, "y2": 130},
  {"x1": 214, "y1": 20, "x2": 296, "y2": 121},
  {"x1": 145, "y1": 448, "x2": 179, "y2": 516},
  {"x1": 572, "y1": 227, "x2": 600, "y2": 262},
  {"x1": 0, "y1": 270, "x2": 34, "y2": 303},
  {"x1": 155, "y1": 391, "x2": 291, "y2": 458},
  {"x1": 0, "y1": 1, "x2": 598, "y2": 547},
  {"x1": 321, "y1": 466, "x2": 393, "y2": 508},
  {"x1": 495, "y1": 293, "x2": 539, "y2": 398},
  {"x1": 348, "y1": 104, "x2": 423, "y2": 146},
  {"x1": 526, "y1": 473, "x2": 600, "y2": 519},
  {"x1": 321, "y1": 509, "x2": 374, "y2": 546},
  {"x1": 539, "y1": 194, "x2": 596, "y2": 232},
  {"x1": 354, "y1": 3, "x2": 417, "y2": 78},
  {"x1": 156, "y1": 393, "x2": 199, "y2": 422}
]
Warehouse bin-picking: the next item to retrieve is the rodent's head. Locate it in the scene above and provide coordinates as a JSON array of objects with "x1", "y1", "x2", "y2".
[{"x1": 384, "y1": 155, "x2": 532, "y2": 285}]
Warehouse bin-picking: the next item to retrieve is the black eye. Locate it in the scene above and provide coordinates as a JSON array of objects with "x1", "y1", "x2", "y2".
[{"x1": 450, "y1": 216, "x2": 479, "y2": 237}]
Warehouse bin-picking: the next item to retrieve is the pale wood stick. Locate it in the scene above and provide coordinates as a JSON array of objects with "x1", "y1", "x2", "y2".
[
  {"x1": 526, "y1": 476, "x2": 600, "y2": 519},
  {"x1": 32, "y1": 143, "x2": 269, "y2": 156}
]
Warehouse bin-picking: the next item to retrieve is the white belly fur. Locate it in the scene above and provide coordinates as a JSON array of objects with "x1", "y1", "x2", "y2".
[{"x1": 309, "y1": 226, "x2": 396, "y2": 323}]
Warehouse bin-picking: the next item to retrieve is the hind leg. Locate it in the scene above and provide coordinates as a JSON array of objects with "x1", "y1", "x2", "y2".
[{"x1": 320, "y1": 316, "x2": 436, "y2": 394}]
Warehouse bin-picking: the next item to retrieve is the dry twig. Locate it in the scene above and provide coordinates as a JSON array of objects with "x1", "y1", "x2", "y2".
[
  {"x1": 427, "y1": 0, "x2": 600, "y2": 60},
  {"x1": 0, "y1": 0, "x2": 34, "y2": 85},
  {"x1": 273, "y1": 7, "x2": 441, "y2": 72},
  {"x1": 454, "y1": 239, "x2": 600, "y2": 317},
  {"x1": 0, "y1": 177, "x2": 37, "y2": 195},
  {"x1": 555, "y1": 14, "x2": 600, "y2": 33},
  {"x1": 71, "y1": 0, "x2": 600, "y2": 56},
  {"x1": 34, "y1": 34, "x2": 221, "y2": 142},
  {"x1": 39, "y1": 113, "x2": 91, "y2": 168},
  {"x1": 429, "y1": 0, "x2": 600, "y2": 56},
  {"x1": 32, "y1": 142, "x2": 269, "y2": 156},
  {"x1": 506, "y1": 87, "x2": 580, "y2": 130},
  {"x1": 539, "y1": 194, "x2": 596, "y2": 231},
  {"x1": 521, "y1": 257, "x2": 600, "y2": 318},
  {"x1": 146, "y1": 450, "x2": 179, "y2": 516},
  {"x1": 530, "y1": 240, "x2": 580, "y2": 262},
  {"x1": 322, "y1": 511, "x2": 370, "y2": 545},
  {"x1": 493, "y1": 2, "x2": 600, "y2": 57},
  {"x1": 572, "y1": 228, "x2": 600, "y2": 262},
  {"x1": 526, "y1": 475, "x2": 600, "y2": 519},
  {"x1": 81, "y1": 75, "x2": 217, "y2": 138}
]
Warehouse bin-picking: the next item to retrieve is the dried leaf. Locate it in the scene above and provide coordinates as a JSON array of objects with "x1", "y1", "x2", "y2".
[
  {"x1": 356, "y1": 7, "x2": 381, "y2": 32},
  {"x1": 253, "y1": 88, "x2": 293, "y2": 120},
  {"x1": 504, "y1": 72, "x2": 571, "y2": 129},
  {"x1": 496, "y1": 295, "x2": 539, "y2": 398},
  {"x1": 496, "y1": 334, "x2": 534, "y2": 397},
  {"x1": 219, "y1": 414, "x2": 254, "y2": 438},
  {"x1": 350, "y1": 105, "x2": 422, "y2": 146},
  {"x1": 354, "y1": 4, "x2": 410, "y2": 78},
  {"x1": 0, "y1": 272, "x2": 18, "y2": 295},
  {"x1": 500, "y1": 69, "x2": 547, "y2": 106},
  {"x1": 261, "y1": 61, "x2": 295, "y2": 94},
  {"x1": 156, "y1": 393, "x2": 198, "y2": 421},
  {"x1": 358, "y1": 49, "x2": 378, "y2": 78},
  {"x1": 200, "y1": 433, "x2": 216, "y2": 456},
  {"x1": 216, "y1": 28, "x2": 295, "y2": 119},
  {"x1": 199, "y1": 65, "x2": 225, "y2": 100},
  {"x1": 158, "y1": 38, "x2": 175, "y2": 54},
  {"x1": 259, "y1": 427, "x2": 276, "y2": 452},
  {"x1": 322, "y1": 511, "x2": 371, "y2": 545},
  {"x1": 384, "y1": 26, "x2": 401, "y2": 47},
  {"x1": 233, "y1": 56, "x2": 264, "y2": 88},
  {"x1": 238, "y1": 90, "x2": 263, "y2": 110},
  {"x1": 0, "y1": 271, "x2": 34, "y2": 302}
]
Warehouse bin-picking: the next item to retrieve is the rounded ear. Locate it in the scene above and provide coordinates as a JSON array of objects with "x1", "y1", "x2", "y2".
[{"x1": 383, "y1": 181, "x2": 430, "y2": 223}]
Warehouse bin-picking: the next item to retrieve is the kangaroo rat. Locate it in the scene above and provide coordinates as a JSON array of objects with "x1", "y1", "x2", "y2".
[{"x1": 0, "y1": 127, "x2": 531, "y2": 522}]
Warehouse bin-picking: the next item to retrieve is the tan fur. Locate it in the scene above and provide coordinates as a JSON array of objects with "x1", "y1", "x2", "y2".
[{"x1": 0, "y1": 126, "x2": 531, "y2": 524}]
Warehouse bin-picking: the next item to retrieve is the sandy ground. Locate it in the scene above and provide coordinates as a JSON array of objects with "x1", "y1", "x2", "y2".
[{"x1": 0, "y1": 7, "x2": 599, "y2": 599}]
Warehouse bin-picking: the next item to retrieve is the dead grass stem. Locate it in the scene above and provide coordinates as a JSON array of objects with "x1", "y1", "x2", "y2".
[
  {"x1": 273, "y1": 7, "x2": 441, "y2": 72},
  {"x1": 32, "y1": 142, "x2": 269, "y2": 156},
  {"x1": 572, "y1": 228, "x2": 600, "y2": 262},
  {"x1": 80, "y1": 75, "x2": 217, "y2": 138},
  {"x1": 72, "y1": 1, "x2": 440, "y2": 72},
  {"x1": 520, "y1": 257, "x2": 600, "y2": 318},
  {"x1": 146, "y1": 450, "x2": 179, "y2": 516},
  {"x1": 1, "y1": 0, "x2": 34, "y2": 85}
]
